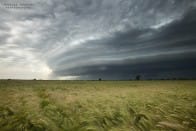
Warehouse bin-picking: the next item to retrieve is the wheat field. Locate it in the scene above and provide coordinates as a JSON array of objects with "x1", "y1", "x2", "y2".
[{"x1": 0, "y1": 80, "x2": 195, "y2": 131}]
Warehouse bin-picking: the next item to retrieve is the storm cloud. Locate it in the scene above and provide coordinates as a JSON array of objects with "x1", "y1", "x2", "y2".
[{"x1": 0, "y1": 0, "x2": 196, "y2": 79}]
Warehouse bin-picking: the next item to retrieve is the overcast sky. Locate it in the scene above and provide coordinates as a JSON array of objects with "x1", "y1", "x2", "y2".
[{"x1": 0, "y1": 0, "x2": 196, "y2": 80}]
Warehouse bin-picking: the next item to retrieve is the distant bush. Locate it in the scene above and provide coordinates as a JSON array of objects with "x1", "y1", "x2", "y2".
[{"x1": 136, "y1": 75, "x2": 141, "y2": 80}]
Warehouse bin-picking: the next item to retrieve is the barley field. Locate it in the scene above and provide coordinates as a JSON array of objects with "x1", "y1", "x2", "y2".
[{"x1": 0, "y1": 80, "x2": 195, "y2": 131}]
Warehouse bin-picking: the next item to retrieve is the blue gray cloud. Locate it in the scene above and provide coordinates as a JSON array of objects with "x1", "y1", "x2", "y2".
[{"x1": 0, "y1": 0, "x2": 196, "y2": 79}]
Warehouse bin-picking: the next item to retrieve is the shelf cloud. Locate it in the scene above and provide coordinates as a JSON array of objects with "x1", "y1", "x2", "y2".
[{"x1": 0, "y1": 0, "x2": 196, "y2": 80}]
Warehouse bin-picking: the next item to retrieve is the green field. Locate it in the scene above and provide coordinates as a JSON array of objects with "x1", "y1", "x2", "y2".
[{"x1": 0, "y1": 80, "x2": 195, "y2": 131}]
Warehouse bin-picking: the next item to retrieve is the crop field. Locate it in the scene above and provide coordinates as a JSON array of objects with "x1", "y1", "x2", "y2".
[{"x1": 0, "y1": 80, "x2": 195, "y2": 131}]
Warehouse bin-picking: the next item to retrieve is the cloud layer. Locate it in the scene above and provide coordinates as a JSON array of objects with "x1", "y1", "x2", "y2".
[{"x1": 0, "y1": 0, "x2": 196, "y2": 79}]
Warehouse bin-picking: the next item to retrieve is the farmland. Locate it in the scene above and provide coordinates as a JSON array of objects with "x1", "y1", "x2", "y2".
[{"x1": 0, "y1": 80, "x2": 195, "y2": 131}]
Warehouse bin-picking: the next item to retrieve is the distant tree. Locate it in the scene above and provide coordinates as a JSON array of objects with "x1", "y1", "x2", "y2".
[
  {"x1": 136, "y1": 75, "x2": 141, "y2": 80},
  {"x1": 172, "y1": 78, "x2": 177, "y2": 80},
  {"x1": 33, "y1": 78, "x2": 36, "y2": 80},
  {"x1": 8, "y1": 79, "x2": 11, "y2": 81},
  {"x1": 98, "y1": 78, "x2": 102, "y2": 81}
]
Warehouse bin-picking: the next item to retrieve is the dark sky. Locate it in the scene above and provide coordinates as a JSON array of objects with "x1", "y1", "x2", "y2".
[{"x1": 0, "y1": 0, "x2": 196, "y2": 80}]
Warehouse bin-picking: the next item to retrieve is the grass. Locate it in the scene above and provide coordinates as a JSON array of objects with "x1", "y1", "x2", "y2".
[{"x1": 0, "y1": 80, "x2": 195, "y2": 131}]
